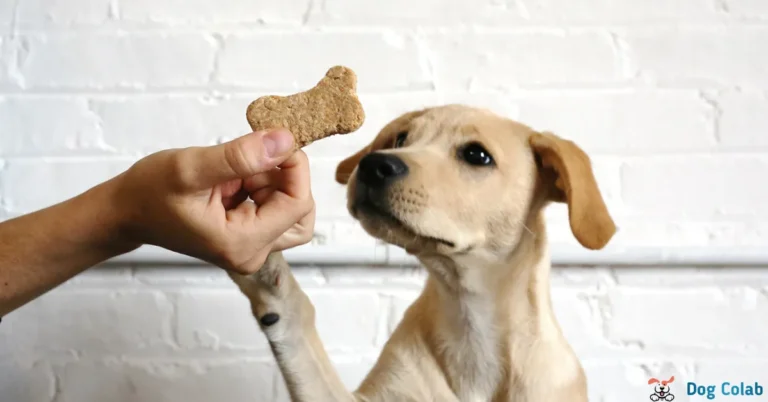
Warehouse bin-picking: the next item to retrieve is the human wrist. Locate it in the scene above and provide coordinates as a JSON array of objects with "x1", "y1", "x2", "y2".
[{"x1": 76, "y1": 174, "x2": 142, "y2": 257}]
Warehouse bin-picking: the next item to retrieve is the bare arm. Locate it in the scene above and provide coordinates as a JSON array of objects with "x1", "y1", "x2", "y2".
[
  {"x1": 0, "y1": 129, "x2": 315, "y2": 317},
  {"x1": 0, "y1": 179, "x2": 136, "y2": 316}
]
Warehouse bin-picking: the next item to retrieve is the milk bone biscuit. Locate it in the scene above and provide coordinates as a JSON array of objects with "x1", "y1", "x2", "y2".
[{"x1": 246, "y1": 66, "x2": 365, "y2": 150}]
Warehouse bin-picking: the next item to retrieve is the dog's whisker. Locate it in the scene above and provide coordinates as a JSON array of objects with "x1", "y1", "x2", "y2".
[{"x1": 522, "y1": 224, "x2": 536, "y2": 238}]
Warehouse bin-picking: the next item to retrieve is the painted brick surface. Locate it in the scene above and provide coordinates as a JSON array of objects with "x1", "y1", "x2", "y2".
[
  {"x1": 1, "y1": 0, "x2": 766, "y2": 400},
  {"x1": 216, "y1": 33, "x2": 431, "y2": 91},
  {"x1": 17, "y1": 33, "x2": 218, "y2": 89},
  {"x1": 1, "y1": 266, "x2": 766, "y2": 401}
]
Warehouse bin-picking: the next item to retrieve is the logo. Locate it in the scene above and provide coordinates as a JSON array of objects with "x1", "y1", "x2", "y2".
[
  {"x1": 687, "y1": 381, "x2": 763, "y2": 399},
  {"x1": 648, "y1": 376, "x2": 764, "y2": 400},
  {"x1": 649, "y1": 376, "x2": 676, "y2": 401}
]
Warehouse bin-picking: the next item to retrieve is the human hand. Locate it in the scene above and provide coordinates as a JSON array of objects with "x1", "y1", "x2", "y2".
[{"x1": 109, "y1": 129, "x2": 315, "y2": 274}]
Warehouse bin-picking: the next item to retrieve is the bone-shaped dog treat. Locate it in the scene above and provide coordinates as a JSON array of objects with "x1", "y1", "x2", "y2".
[{"x1": 246, "y1": 66, "x2": 365, "y2": 150}]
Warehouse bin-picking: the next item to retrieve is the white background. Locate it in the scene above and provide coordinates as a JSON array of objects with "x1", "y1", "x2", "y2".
[{"x1": 1, "y1": 0, "x2": 767, "y2": 401}]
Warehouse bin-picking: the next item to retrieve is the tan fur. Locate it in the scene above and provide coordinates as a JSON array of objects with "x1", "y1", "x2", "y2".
[
  {"x1": 230, "y1": 105, "x2": 615, "y2": 402},
  {"x1": 529, "y1": 132, "x2": 616, "y2": 250}
]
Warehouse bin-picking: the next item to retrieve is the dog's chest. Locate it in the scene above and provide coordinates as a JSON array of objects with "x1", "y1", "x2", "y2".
[{"x1": 437, "y1": 295, "x2": 503, "y2": 401}]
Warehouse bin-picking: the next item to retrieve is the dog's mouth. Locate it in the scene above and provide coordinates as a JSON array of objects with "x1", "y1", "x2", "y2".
[{"x1": 354, "y1": 201, "x2": 455, "y2": 249}]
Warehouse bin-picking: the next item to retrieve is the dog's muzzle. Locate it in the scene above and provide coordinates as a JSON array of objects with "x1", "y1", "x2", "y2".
[{"x1": 354, "y1": 153, "x2": 408, "y2": 212}]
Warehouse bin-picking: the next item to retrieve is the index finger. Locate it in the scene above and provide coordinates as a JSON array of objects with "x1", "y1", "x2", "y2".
[
  {"x1": 272, "y1": 149, "x2": 312, "y2": 200},
  {"x1": 247, "y1": 150, "x2": 313, "y2": 242}
]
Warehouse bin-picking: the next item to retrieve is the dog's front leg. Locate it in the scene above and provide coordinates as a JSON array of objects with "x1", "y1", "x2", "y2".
[{"x1": 229, "y1": 252, "x2": 356, "y2": 402}]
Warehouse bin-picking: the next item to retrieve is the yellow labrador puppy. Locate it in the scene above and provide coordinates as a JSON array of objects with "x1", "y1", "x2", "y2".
[{"x1": 229, "y1": 105, "x2": 616, "y2": 402}]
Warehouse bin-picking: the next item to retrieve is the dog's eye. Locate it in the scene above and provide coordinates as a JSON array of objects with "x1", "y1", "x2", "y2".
[
  {"x1": 394, "y1": 132, "x2": 408, "y2": 148},
  {"x1": 460, "y1": 142, "x2": 494, "y2": 166}
]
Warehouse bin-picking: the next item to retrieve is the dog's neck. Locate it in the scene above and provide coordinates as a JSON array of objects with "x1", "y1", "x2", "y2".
[
  {"x1": 419, "y1": 211, "x2": 557, "y2": 333},
  {"x1": 415, "y1": 212, "x2": 564, "y2": 399}
]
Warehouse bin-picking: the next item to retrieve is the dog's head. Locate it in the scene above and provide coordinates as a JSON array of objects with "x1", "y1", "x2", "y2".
[
  {"x1": 335, "y1": 105, "x2": 615, "y2": 259},
  {"x1": 649, "y1": 376, "x2": 675, "y2": 396}
]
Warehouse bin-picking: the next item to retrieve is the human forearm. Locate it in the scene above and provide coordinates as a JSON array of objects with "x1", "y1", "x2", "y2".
[
  {"x1": 0, "y1": 129, "x2": 314, "y2": 317},
  {"x1": 0, "y1": 177, "x2": 138, "y2": 316}
]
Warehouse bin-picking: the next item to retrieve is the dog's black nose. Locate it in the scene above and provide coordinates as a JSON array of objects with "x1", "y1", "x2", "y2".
[{"x1": 357, "y1": 153, "x2": 408, "y2": 187}]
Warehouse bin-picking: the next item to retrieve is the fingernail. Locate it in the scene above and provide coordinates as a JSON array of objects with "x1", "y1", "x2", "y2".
[{"x1": 262, "y1": 129, "x2": 295, "y2": 158}]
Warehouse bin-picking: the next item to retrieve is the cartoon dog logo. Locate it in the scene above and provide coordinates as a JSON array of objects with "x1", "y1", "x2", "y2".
[{"x1": 648, "y1": 376, "x2": 675, "y2": 401}]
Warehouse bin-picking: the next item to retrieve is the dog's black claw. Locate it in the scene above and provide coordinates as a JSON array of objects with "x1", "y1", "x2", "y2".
[{"x1": 260, "y1": 313, "x2": 280, "y2": 327}]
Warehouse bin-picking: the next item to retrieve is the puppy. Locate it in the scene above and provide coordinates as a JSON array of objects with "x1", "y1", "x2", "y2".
[{"x1": 229, "y1": 104, "x2": 616, "y2": 402}]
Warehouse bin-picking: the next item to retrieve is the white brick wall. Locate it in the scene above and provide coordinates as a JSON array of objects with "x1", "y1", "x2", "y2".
[{"x1": 1, "y1": 0, "x2": 767, "y2": 401}]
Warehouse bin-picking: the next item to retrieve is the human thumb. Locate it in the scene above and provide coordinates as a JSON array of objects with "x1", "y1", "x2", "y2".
[{"x1": 183, "y1": 129, "x2": 295, "y2": 189}]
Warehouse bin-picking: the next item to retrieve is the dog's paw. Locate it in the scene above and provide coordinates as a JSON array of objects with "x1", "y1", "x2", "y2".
[
  {"x1": 227, "y1": 252, "x2": 295, "y2": 328},
  {"x1": 228, "y1": 252, "x2": 290, "y2": 297}
]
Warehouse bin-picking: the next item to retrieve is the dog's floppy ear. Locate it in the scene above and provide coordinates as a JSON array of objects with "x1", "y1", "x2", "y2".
[
  {"x1": 335, "y1": 146, "x2": 370, "y2": 184},
  {"x1": 530, "y1": 131, "x2": 616, "y2": 250},
  {"x1": 335, "y1": 109, "x2": 429, "y2": 185}
]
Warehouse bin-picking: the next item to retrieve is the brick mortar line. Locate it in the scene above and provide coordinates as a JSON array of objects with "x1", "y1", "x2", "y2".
[{"x1": 7, "y1": 21, "x2": 768, "y2": 34}]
